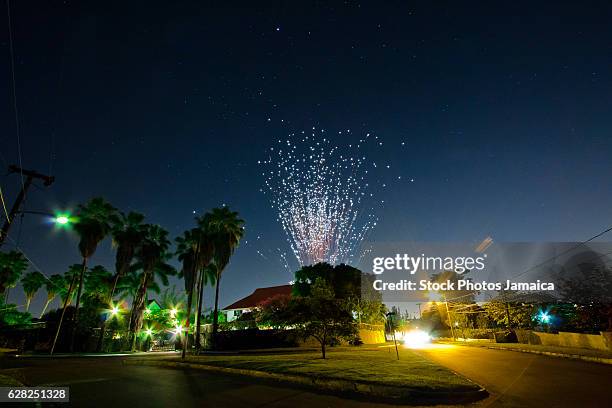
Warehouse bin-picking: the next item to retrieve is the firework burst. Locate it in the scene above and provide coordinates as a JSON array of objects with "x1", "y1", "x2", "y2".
[{"x1": 260, "y1": 128, "x2": 381, "y2": 266}]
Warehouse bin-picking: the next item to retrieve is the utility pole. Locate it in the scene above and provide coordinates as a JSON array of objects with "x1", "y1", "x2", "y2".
[
  {"x1": 443, "y1": 294, "x2": 457, "y2": 340},
  {"x1": 0, "y1": 165, "x2": 55, "y2": 248},
  {"x1": 501, "y1": 290, "x2": 513, "y2": 329}
]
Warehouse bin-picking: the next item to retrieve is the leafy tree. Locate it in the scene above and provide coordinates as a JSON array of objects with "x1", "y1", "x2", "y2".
[
  {"x1": 482, "y1": 299, "x2": 536, "y2": 329},
  {"x1": 264, "y1": 278, "x2": 357, "y2": 359},
  {"x1": 0, "y1": 295, "x2": 31, "y2": 327},
  {"x1": 293, "y1": 262, "x2": 361, "y2": 299},
  {"x1": 557, "y1": 266, "x2": 612, "y2": 331},
  {"x1": 256, "y1": 294, "x2": 292, "y2": 328},
  {"x1": 0, "y1": 251, "x2": 28, "y2": 299},
  {"x1": 294, "y1": 263, "x2": 384, "y2": 325},
  {"x1": 207, "y1": 207, "x2": 245, "y2": 341},
  {"x1": 21, "y1": 271, "x2": 46, "y2": 312},
  {"x1": 40, "y1": 274, "x2": 64, "y2": 318}
]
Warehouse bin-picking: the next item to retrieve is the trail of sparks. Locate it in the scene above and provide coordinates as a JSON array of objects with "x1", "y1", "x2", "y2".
[{"x1": 260, "y1": 128, "x2": 379, "y2": 266}]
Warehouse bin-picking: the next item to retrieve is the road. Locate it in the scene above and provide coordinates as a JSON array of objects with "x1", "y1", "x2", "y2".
[
  {"x1": 0, "y1": 355, "x2": 407, "y2": 408},
  {"x1": 1, "y1": 346, "x2": 611, "y2": 407},
  {"x1": 416, "y1": 344, "x2": 612, "y2": 407}
]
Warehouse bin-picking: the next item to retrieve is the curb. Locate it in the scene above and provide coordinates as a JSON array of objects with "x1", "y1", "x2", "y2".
[
  {"x1": 447, "y1": 343, "x2": 612, "y2": 365},
  {"x1": 124, "y1": 358, "x2": 488, "y2": 404}
]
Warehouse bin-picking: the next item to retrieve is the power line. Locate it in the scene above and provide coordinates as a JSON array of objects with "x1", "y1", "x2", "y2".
[
  {"x1": 509, "y1": 225, "x2": 612, "y2": 281},
  {"x1": 5, "y1": 0, "x2": 25, "y2": 193}
]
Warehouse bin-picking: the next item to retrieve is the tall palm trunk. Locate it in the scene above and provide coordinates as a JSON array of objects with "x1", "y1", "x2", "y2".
[
  {"x1": 39, "y1": 297, "x2": 52, "y2": 318},
  {"x1": 96, "y1": 274, "x2": 121, "y2": 352},
  {"x1": 130, "y1": 270, "x2": 151, "y2": 351},
  {"x1": 211, "y1": 272, "x2": 221, "y2": 345},
  {"x1": 181, "y1": 288, "x2": 194, "y2": 359},
  {"x1": 70, "y1": 258, "x2": 88, "y2": 352},
  {"x1": 195, "y1": 269, "x2": 206, "y2": 351},
  {"x1": 50, "y1": 273, "x2": 79, "y2": 355}
]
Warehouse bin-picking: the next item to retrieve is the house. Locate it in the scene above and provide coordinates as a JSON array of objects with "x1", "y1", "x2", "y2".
[
  {"x1": 222, "y1": 284, "x2": 292, "y2": 322},
  {"x1": 146, "y1": 299, "x2": 163, "y2": 313}
]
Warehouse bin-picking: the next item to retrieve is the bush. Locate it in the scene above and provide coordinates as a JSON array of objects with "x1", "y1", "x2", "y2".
[{"x1": 213, "y1": 328, "x2": 298, "y2": 350}]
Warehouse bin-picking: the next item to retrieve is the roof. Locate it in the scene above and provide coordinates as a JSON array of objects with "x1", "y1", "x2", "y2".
[
  {"x1": 147, "y1": 299, "x2": 162, "y2": 311},
  {"x1": 223, "y1": 285, "x2": 292, "y2": 310}
]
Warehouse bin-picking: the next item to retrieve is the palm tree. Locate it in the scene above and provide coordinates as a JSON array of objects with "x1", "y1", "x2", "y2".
[
  {"x1": 95, "y1": 212, "x2": 145, "y2": 351},
  {"x1": 72, "y1": 198, "x2": 118, "y2": 330},
  {"x1": 49, "y1": 264, "x2": 81, "y2": 354},
  {"x1": 207, "y1": 207, "x2": 244, "y2": 341},
  {"x1": 194, "y1": 264, "x2": 216, "y2": 349},
  {"x1": 58, "y1": 265, "x2": 80, "y2": 306},
  {"x1": 176, "y1": 228, "x2": 207, "y2": 357},
  {"x1": 21, "y1": 271, "x2": 45, "y2": 312},
  {"x1": 40, "y1": 274, "x2": 64, "y2": 318},
  {"x1": 84, "y1": 265, "x2": 113, "y2": 302},
  {"x1": 111, "y1": 212, "x2": 146, "y2": 297},
  {"x1": 51, "y1": 197, "x2": 118, "y2": 355},
  {"x1": 0, "y1": 251, "x2": 28, "y2": 301},
  {"x1": 129, "y1": 224, "x2": 174, "y2": 350}
]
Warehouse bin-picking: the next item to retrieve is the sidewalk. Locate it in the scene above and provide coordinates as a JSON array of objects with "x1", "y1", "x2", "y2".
[
  {"x1": 440, "y1": 340, "x2": 612, "y2": 365},
  {"x1": 6, "y1": 350, "x2": 180, "y2": 359}
]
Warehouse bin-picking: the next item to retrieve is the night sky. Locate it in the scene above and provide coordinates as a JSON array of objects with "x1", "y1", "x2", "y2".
[{"x1": 2, "y1": 1, "x2": 612, "y2": 314}]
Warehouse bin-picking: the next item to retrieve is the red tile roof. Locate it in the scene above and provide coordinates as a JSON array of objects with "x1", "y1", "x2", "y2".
[{"x1": 223, "y1": 284, "x2": 292, "y2": 310}]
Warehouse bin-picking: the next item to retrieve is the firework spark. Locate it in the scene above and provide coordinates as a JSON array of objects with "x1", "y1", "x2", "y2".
[{"x1": 260, "y1": 129, "x2": 381, "y2": 266}]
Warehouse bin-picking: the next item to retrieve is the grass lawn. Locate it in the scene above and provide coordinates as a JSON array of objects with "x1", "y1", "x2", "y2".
[
  {"x1": 455, "y1": 340, "x2": 612, "y2": 359},
  {"x1": 184, "y1": 347, "x2": 477, "y2": 392}
]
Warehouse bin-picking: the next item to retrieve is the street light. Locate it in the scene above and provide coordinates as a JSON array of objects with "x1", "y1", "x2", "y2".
[
  {"x1": 55, "y1": 215, "x2": 69, "y2": 225},
  {"x1": 110, "y1": 305, "x2": 120, "y2": 317}
]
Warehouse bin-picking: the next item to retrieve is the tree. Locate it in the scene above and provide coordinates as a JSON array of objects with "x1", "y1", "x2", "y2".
[
  {"x1": 52, "y1": 197, "x2": 117, "y2": 354},
  {"x1": 293, "y1": 262, "x2": 361, "y2": 299},
  {"x1": 21, "y1": 271, "x2": 45, "y2": 312},
  {"x1": 207, "y1": 207, "x2": 245, "y2": 342},
  {"x1": 111, "y1": 212, "x2": 146, "y2": 297},
  {"x1": 482, "y1": 299, "x2": 536, "y2": 329},
  {"x1": 40, "y1": 274, "x2": 64, "y2": 318},
  {"x1": 256, "y1": 294, "x2": 292, "y2": 329},
  {"x1": 0, "y1": 251, "x2": 28, "y2": 299},
  {"x1": 264, "y1": 278, "x2": 357, "y2": 359},
  {"x1": 79, "y1": 265, "x2": 113, "y2": 342},
  {"x1": 295, "y1": 279, "x2": 356, "y2": 359},
  {"x1": 557, "y1": 266, "x2": 612, "y2": 331},
  {"x1": 50, "y1": 264, "x2": 84, "y2": 354},
  {"x1": 176, "y1": 228, "x2": 200, "y2": 358},
  {"x1": 58, "y1": 265, "x2": 80, "y2": 306},
  {"x1": 94, "y1": 213, "x2": 145, "y2": 352},
  {"x1": 0, "y1": 295, "x2": 31, "y2": 327},
  {"x1": 129, "y1": 224, "x2": 174, "y2": 350}
]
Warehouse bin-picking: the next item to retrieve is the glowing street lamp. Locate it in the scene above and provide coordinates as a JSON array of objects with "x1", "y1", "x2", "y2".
[
  {"x1": 110, "y1": 305, "x2": 120, "y2": 317},
  {"x1": 55, "y1": 215, "x2": 69, "y2": 225},
  {"x1": 537, "y1": 311, "x2": 551, "y2": 324}
]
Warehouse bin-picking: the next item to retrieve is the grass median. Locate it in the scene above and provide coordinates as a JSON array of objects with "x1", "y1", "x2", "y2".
[{"x1": 180, "y1": 347, "x2": 478, "y2": 393}]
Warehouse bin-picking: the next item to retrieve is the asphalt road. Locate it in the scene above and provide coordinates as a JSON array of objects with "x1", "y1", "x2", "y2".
[
  {"x1": 416, "y1": 344, "x2": 612, "y2": 408},
  {"x1": 0, "y1": 355, "x2": 407, "y2": 408},
  {"x1": 1, "y1": 346, "x2": 611, "y2": 408}
]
